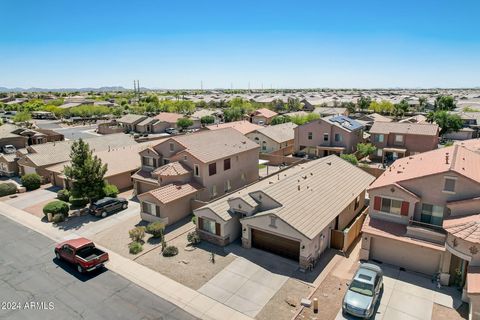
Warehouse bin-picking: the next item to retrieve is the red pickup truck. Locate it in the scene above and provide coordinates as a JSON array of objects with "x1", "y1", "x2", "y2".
[{"x1": 54, "y1": 238, "x2": 109, "y2": 273}]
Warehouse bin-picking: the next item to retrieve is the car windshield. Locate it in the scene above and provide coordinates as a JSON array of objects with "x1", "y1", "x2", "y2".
[{"x1": 349, "y1": 279, "x2": 374, "y2": 297}]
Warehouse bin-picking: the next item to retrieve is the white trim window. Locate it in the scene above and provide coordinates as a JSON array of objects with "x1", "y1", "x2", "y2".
[
  {"x1": 142, "y1": 156, "x2": 155, "y2": 167},
  {"x1": 194, "y1": 164, "x2": 200, "y2": 177},
  {"x1": 224, "y1": 180, "x2": 231, "y2": 192},
  {"x1": 376, "y1": 148, "x2": 383, "y2": 157},
  {"x1": 334, "y1": 133, "x2": 343, "y2": 142},
  {"x1": 202, "y1": 219, "x2": 216, "y2": 234},
  {"x1": 169, "y1": 142, "x2": 175, "y2": 152},
  {"x1": 395, "y1": 134, "x2": 404, "y2": 144},
  {"x1": 380, "y1": 197, "x2": 402, "y2": 215},
  {"x1": 374, "y1": 134, "x2": 384, "y2": 143},
  {"x1": 142, "y1": 201, "x2": 157, "y2": 216},
  {"x1": 211, "y1": 184, "x2": 217, "y2": 197}
]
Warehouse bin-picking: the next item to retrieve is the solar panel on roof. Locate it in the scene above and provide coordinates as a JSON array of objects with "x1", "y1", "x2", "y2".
[{"x1": 329, "y1": 115, "x2": 363, "y2": 131}]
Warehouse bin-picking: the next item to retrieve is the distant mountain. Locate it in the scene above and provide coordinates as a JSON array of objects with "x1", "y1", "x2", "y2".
[{"x1": 0, "y1": 86, "x2": 132, "y2": 93}]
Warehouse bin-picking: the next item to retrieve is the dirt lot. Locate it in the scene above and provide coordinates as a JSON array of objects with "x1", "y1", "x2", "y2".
[
  {"x1": 256, "y1": 278, "x2": 312, "y2": 320},
  {"x1": 135, "y1": 236, "x2": 236, "y2": 290}
]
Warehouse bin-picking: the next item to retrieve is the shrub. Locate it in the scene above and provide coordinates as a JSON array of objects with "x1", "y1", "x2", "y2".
[
  {"x1": 68, "y1": 196, "x2": 89, "y2": 208},
  {"x1": 187, "y1": 231, "x2": 201, "y2": 245},
  {"x1": 162, "y1": 245, "x2": 178, "y2": 257},
  {"x1": 52, "y1": 213, "x2": 65, "y2": 224},
  {"x1": 0, "y1": 183, "x2": 17, "y2": 197},
  {"x1": 191, "y1": 216, "x2": 197, "y2": 225},
  {"x1": 102, "y1": 183, "x2": 119, "y2": 198},
  {"x1": 43, "y1": 200, "x2": 69, "y2": 217},
  {"x1": 340, "y1": 154, "x2": 358, "y2": 165},
  {"x1": 129, "y1": 241, "x2": 143, "y2": 254},
  {"x1": 21, "y1": 173, "x2": 41, "y2": 191},
  {"x1": 145, "y1": 222, "x2": 165, "y2": 238},
  {"x1": 57, "y1": 189, "x2": 70, "y2": 202},
  {"x1": 129, "y1": 226, "x2": 145, "y2": 242}
]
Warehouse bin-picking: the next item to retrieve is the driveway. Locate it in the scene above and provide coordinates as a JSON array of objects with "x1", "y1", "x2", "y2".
[
  {"x1": 5, "y1": 187, "x2": 59, "y2": 210},
  {"x1": 336, "y1": 263, "x2": 462, "y2": 320},
  {"x1": 198, "y1": 257, "x2": 289, "y2": 317}
]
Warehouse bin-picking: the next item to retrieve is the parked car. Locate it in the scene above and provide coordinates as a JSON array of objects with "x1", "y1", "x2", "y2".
[
  {"x1": 54, "y1": 238, "x2": 109, "y2": 273},
  {"x1": 89, "y1": 197, "x2": 128, "y2": 218},
  {"x1": 2, "y1": 145, "x2": 16, "y2": 154},
  {"x1": 342, "y1": 263, "x2": 383, "y2": 319},
  {"x1": 165, "y1": 127, "x2": 178, "y2": 134}
]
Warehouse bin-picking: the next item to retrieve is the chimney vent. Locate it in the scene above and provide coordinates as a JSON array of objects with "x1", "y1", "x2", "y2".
[
  {"x1": 297, "y1": 185, "x2": 300, "y2": 191},
  {"x1": 445, "y1": 152, "x2": 449, "y2": 164}
]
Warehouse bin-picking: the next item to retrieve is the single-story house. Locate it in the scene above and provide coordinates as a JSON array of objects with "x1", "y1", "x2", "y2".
[{"x1": 194, "y1": 155, "x2": 374, "y2": 268}]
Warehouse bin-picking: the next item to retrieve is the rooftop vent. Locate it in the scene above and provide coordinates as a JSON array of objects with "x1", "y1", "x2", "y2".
[
  {"x1": 297, "y1": 185, "x2": 300, "y2": 191},
  {"x1": 445, "y1": 152, "x2": 450, "y2": 164}
]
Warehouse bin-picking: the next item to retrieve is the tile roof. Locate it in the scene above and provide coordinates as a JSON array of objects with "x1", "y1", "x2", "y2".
[
  {"x1": 117, "y1": 114, "x2": 147, "y2": 124},
  {"x1": 443, "y1": 214, "x2": 480, "y2": 244},
  {"x1": 137, "y1": 117, "x2": 156, "y2": 126},
  {"x1": 0, "y1": 124, "x2": 24, "y2": 139},
  {"x1": 169, "y1": 128, "x2": 259, "y2": 163},
  {"x1": 369, "y1": 144, "x2": 480, "y2": 190},
  {"x1": 152, "y1": 161, "x2": 191, "y2": 176},
  {"x1": 325, "y1": 115, "x2": 364, "y2": 132},
  {"x1": 154, "y1": 112, "x2": 184, "y2": 123},
  {"x1": 206, "y1": 120, "x2": 263, "y2": 135},
  {"x1": 252, "y1": 108, "x2": 278, "y2": 118},
  {"x1": 369, "y1": 121, "x2": 439, "y2": 136},
  {"x1": 250, "y1": 122, "x2": 297, "y2": 143},
  {"x1": 146, "y1": 183, "x2": 202, "y2": 204}
]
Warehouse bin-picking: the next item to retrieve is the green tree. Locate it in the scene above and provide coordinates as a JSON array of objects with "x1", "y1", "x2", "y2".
[
  {"x1": 427, "y1": 111, "x2": 463, "y2": 135},
  {"x1": 356, "y1": 143, "x2": 376, "y2": 158},
  {"x1": 393, "y1": 99, "x2": 410, "y2": 118},
  {"x1": 434, "y1": 95, "x2": 456, "y2": 111},
  {"x1": 357, "y1": 96, "x2": 372, "y2": 110},
  {"x1": 63, "y1": 139, "x2": 108, "y2": 201},
  {"x1": 200, "y1": 115, "x2": 215, "y2": 126},
  {"x1": 13, "y1": 111, "x2": 32, "y2": 123},
  {"x1": 176, "y1": 117, "x2": 194, "y2": 131},
  {"x1": 286, "y1": 98, "x2": 302, "y2": 111},
  {"x1": 418, "y1": 97, "x2": 427, "y2": 111},
  {"x1": 290, "y1": 112, "x2": 320, "y2": 125},
  {"x1": 340, "y1": 154, "x2": 358, "y2": 165},
  {"x1": 270, "y1": 115, "x2": 291, "y2": 125},
  {"x1": 342, "y1": 102, "x2": 356, "y2": 114},
  {"x1": 369, "y1": 100, "x2": 394, "y2": 114}
]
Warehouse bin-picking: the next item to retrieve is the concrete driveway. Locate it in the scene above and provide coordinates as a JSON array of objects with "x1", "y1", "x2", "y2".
[
  {"x1": 198, "y1": 257, "x2": 288, "y2": 317},
  {"x1": 336, "y1": 263, "x2": 462, "y2": 320},
  {"x1": 5, "y1": 187, "x2": 59, "y2": 210}
]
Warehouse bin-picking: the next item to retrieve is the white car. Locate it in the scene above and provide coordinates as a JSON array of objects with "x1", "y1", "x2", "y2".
[{"x1": 2, "y1": 145, "x2": 16, "y2": 154}]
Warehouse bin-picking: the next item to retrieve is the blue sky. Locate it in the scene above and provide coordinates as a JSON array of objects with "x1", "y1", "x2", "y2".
[{"x1": 1, "y1": 0, "x2": 479, "y2": 89}]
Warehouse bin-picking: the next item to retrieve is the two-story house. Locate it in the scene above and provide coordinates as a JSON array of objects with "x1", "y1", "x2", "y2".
[
  {"x1": 293, "y1": 115, "x2": 364, "y2": 157},
  {"x1": 361, "y1": 140, "x2": 480, "y2": 318},
  {"x1": 369, "y1": 122, "x2": 439, "y2": 162},
  {"x1": 246, "y1": 122, "x2": 297, "y2": 154},
  {"x1": 132, "y1": 128, "x2": 260, "y2": 225},
  {"x1": 250, "y1": 108, "x2": 278, "y2": 125}
]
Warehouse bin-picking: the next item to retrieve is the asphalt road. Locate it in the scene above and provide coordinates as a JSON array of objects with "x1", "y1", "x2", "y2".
[
  {"x1": 0, "y1": 215, "x2": 197, "y2": 320},
  {"x1": 34, "y1": 120, "x2": 99, "y2": 140}
]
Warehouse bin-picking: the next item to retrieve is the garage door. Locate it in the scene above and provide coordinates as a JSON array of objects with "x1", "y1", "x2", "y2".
[
  {"x1": 370, "y1": 236, "x2": 441, "y2": 275},
  {"x1": 251, "y1": 229, "x2": 300, "y2": 261}
]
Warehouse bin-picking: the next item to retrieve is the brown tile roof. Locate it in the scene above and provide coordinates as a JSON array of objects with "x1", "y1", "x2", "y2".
[
  {"x1": 117, "y1": 114, "x2": 147, "y2": 124},
  {"x1": 369, "y1": 121, "x2": 439, "y2": 136},
  {"x1": 146, "y1": 183, "x2": 202, "y2": 204},
  {"x1": 132, "y1": 169, "x2": 158, "y2": 184},
  {"x1": 369, "y1": 145, "x2": 480, "y2": 190},
  {"x1": 154, "y1": 112, "x2": 184, "y2": 123},
  {"x1": 253, "y1": 108, "x2": 277, "y2": 119},
  {"x1": 443, "y1": 214, "x2": 480, "y2": 244},
  {"x1": 170, "y1": 128, "x2": 259, "y2": 163},
  {"x1": 362, "y1": 215, "x2": 445, "y2": 251},
  {"x1": 152, "y1": 161, "x2": 191, "y2": 176},
  {"x1": 206, "y1": 120, "x2": 262, "y2": 135}
]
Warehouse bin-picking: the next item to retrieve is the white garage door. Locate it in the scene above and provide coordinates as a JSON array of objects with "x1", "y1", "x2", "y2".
[{"x1": 370, "y1": 236, "x2": 442, "y2": 275}]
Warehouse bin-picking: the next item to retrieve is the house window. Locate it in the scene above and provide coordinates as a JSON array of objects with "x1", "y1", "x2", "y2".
[
  {"x1": 194, "y1": 164, "x2": 200, "y2": 177},
  {"x1": 262, "y1": 141, "x2": 267, "y2": 151},
  {"x1": 169, "y1": 142, "x2": 175, "y2": 152},
  {"x1": 323, "y1": 133, "x2": 329, "y2": 141},
  {"x1": 224, "y1": 180, "x2": 231, "y2": 192},
  {"x1": 443, "y1": 177, "x2": 456, "y2": 193},
  {"x1": 202, "y1": 219, "x2": 217, "y2": 235},
  {"x1": 209, "y1": 163, "x2": 217, "y2": 176},
  {"x1": 142, "y1": 201, "x2": 158, "y2": 217},
  {"x1": 376, "y1": 149, "x2": 383, "y2": 157},
  {"x1": 183, "y1": 155, "x2": 188, "y2": 161},
  {"x1": 421, "y1": 204, "x2": 444, "y2": 226},
  {"x1": 254, "y1": 137, "x2": 259, "y2": 142},
  {"x1": 211, "y1": 184, "x2": 217, "y2": 197},
  {"x1": 334, "y1": 133, "x2": 342, "y2": 142},
  {"x1": 395, "y1": 135, "x2": 404, "y2": 144},
  {"x1": 380, "y1": 198, "x2": 402, "y2": 215},
  {"x1": 142, "y1": 157, "x2": 154, "y2": 167},
  {"x1": 269, "y1": 216, "x2": 277, "y2": 228},
  {"x1": 374, "y1": 134, "x2": 384, "y2": 143},
  {"x1": 224, "y1": 158, "x2": 231, "y2": 171},
  {"x1": 241, "y1": 172, "x2": 246, "y2": 181},
  {"x1": 308, "y1": 132, "x2": 313, "y2": 140}
]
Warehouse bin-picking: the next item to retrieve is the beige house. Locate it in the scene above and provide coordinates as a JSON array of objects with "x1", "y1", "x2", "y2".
[
  {"x1": 246, "y1": 122, "x2": 297, "y2": 154},
  {"x1": 294, "y1": 115, "x2": 364, "y2": 157},
  {"x1": 250, "y1": 108, "x2": 278, "y2": 125},
  {"x1": 116, "y1": 114, "x2": 148, "y2": 132},
  {"x1": 362, "y1": 139, "x2": 480, "y2": 318},
  {"x1": 194, "y1": 155, "x2": 374, "y2": 269},
  {"x1": 133, "y1": 128, "x2": 260, "y2": 225},
  {"x1": 206, "y1": 120, "x2": 262, "y2": 135}
]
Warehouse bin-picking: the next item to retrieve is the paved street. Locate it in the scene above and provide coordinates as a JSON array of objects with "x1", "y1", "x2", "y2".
[
  {"x1": 34, "y1": 120, "x2": 100, "y2": 140},
  {"x1": 0, "y1": 215, "x2": 197, "y2": 320}
]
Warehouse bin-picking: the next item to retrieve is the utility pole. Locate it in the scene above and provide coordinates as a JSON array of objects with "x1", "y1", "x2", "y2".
[
  {"x1": 200, "y1": 80, "x2": 203, "y2": 91},
  {"x1": 248, "y1": 81, "x2": 250, "y2": 91}
]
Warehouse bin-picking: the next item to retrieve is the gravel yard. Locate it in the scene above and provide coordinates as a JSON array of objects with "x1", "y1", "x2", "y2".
[
  {"x1": 135, "y1": 235, "x2": 236, "y2": 290},
  {"x1": 256, "y1": 278, "x2": 312, "y2": 320}
]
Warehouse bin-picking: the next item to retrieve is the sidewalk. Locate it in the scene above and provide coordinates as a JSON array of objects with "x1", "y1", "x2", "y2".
[{"x1": 0, "y1": 202, "x2": 252, "y2": 320}]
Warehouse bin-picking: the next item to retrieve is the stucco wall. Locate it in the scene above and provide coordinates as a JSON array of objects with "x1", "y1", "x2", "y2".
[
  {"x1": 139, "y1": 192, "x2": 196, "y2": 225},
  {"x1": 337, "y1": 190, "x2": 366, "y2": 230}
]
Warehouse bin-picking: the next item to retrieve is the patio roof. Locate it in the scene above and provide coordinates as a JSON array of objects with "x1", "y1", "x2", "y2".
[{"x1": 383, "y1": 147, "x2": 407, "y2": 153}]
